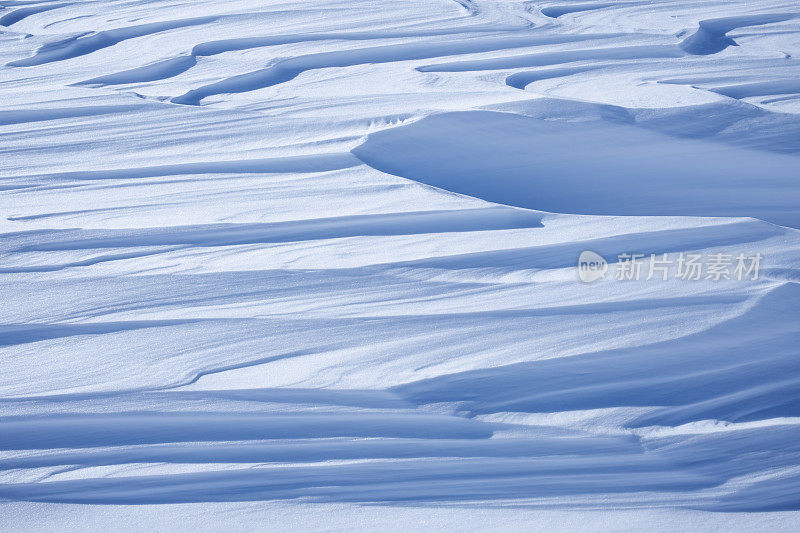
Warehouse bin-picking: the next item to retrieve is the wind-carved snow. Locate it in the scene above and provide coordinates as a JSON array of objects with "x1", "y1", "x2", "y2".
[{"x1": 1, "y1": 0, "x2": 800, "y2": 529}]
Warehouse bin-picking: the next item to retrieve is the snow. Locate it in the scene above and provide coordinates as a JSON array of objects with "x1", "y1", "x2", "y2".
[{"x1": 1, "y1": 0, "x2": 799, "y2": 530}]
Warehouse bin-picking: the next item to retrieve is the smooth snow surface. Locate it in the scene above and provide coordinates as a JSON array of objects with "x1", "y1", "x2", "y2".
[{"x1": 1, "y1": 0, "x2": 800, "y2": 530}]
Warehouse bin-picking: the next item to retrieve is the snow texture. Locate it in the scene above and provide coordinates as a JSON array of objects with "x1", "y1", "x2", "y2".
[{"x1": 1, "y1": 0, "x2": 800, "y2": 530}]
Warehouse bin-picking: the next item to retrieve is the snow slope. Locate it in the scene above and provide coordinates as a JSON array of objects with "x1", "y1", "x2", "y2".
[{"x1": 1, "y1": 0, "x2": 800, "y2": 530}]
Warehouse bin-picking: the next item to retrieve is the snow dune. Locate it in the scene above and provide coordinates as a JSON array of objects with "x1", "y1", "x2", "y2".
[
  {"x1": 1, "y1": 0, "x2": 800, "y2": 529},
  {"x1": 678, "y1": 14, "x2": 798, "y2": 55},
  {"x1": 353, "y1": 105, "x2": 800, "y2": 227},
  {"x1": 170, "y1": 34, "x2": 615, "y2": 106},
  {"x1": 7, "y1": 16, "x2": 219, "y2": 67}
]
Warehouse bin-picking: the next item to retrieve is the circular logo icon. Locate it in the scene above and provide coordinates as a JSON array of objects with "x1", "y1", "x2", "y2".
[{"x1": 578, "y1": 251, "x2": 608, "y2": 283}]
